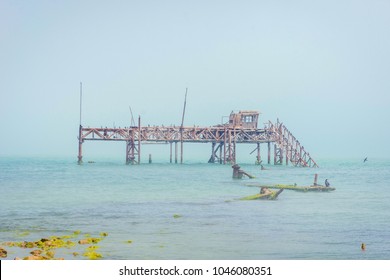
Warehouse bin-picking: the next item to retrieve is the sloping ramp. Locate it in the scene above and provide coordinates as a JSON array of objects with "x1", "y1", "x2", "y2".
[{"x1": 267, "y1": 120, "x2": 318, "y2": 167}]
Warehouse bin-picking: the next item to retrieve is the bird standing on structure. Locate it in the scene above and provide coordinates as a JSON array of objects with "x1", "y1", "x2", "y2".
[{"x1": 325, "y1": 179, "x2": 330, "y2": 187}]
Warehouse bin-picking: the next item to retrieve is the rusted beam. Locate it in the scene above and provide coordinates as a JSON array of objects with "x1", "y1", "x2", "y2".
[{"x1": 78, "y1": 119, "x2": 318, "y2": 167}]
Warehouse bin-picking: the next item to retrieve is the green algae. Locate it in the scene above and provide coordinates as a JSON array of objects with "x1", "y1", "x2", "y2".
[
  {"x1": 2, "y1": 231, "x2": 108, "y2": 260},
  {"x1": 16, "y1": 231, "x2": 30, "y2": 237},
  {"x1": 83, "y1": 251, "x2": 102, "y2": 260},
  {"x1": 83, "y1": 245, "x2": 103, "y2": 260},
  {"x1": 78, "y1": 237, "x2": 102, "y2": 245},
  {"x1": 239, "y1": 193, "x2": 270, "y2": 200},
  {"x1": 45, "y1": 251, "x2": 55, "y2": 259},
  {"x1": 86, "y1": 245, "x2": 100, "y2": 251},
  {"x1": 88, "y1": 237, "x2": 102, "y2": 244}
]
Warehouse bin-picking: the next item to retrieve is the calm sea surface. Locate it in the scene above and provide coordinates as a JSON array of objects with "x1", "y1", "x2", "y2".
[{"x1": 1, "y1": 157, "x2": 389, "y2": 260}]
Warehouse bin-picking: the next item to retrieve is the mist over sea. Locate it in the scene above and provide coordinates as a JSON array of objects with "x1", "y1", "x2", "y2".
[{"x1": 1, "y1": 156, "x2": 389, "y2": 260}]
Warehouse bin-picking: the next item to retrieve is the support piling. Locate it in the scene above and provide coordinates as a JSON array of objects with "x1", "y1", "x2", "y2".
[
  {"x1": 175, "y1": 142, "x2": 178, "y2": 164},
  {"x1": 170, "y1": 142, "x2": 172, "y2": 163},
  {"x1": 209, "y1": 142, "x2": 216, "y2": 163},
  {"x1": 78, "y1": 125, "x2": 83, "y2": 164},
  {"x1": 180, "y1": 140, "x2": 183, "y2": 164},
  {"x1": 267, "y1": 142, "x2": 271, "y2": 164},
  {"x1": 77, "y1": 110, "x2": 318, "y2": 167},
  {"x1": 219, "y1": 142, "x2": 223, "y2": 164}
]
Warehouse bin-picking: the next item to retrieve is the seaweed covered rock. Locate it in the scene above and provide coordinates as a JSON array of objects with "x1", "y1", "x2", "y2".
[
  {"x1": 0, "y1": 247, "x2": 7, "y2": 258},
  {"x1": 2, "y1": 231, "x2": 106, "y2": 260}
]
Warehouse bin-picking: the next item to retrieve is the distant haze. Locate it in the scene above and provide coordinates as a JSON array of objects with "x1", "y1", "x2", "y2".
[{"x1": 1, "y1": 0, "x2": 389, "y2": 160}]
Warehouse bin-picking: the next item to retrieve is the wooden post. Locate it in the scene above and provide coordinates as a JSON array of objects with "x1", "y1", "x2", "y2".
[
  {"x1": 257, "y1": 143, "x2": 261, "y2": 163},
  {"x1": 170, "y1": 142, "x2": 172, "y2": 163},
  {"x1": 149, "y1": 154, "x2": 152, "y2": 164},
  {"x1": 175, "y1": 141, "x2": 178, "y2": 164},
  {"x1": 313, "y1": 174, "x2": 318, "y2": 186},
  {"x1": 267, "y1": 142, "x2": 271, "y2": 164}
]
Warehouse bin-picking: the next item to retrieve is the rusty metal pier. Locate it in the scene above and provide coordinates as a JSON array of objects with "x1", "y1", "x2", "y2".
[{"x1": 77, "y1": 110, "x2": 318, "y2": 167}]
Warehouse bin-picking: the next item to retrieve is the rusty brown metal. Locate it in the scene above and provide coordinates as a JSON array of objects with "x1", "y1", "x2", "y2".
[{"x1": 78, "y1": 111, "x2": 318, "y2": 167}]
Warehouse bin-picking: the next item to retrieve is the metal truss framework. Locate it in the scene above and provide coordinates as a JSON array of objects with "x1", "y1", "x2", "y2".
[{"x1": 78, "y1": 120, "x2": 318, "y2": 167}]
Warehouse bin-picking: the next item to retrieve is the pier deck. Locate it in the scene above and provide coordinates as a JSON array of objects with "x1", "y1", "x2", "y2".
[{"x1": 77, "y1": 114, "x2": 318, "y2": 167}]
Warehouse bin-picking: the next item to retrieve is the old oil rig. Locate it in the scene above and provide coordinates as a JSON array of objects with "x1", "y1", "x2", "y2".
[{"x1": 77, "y1": 109, "x2": 318, "y2": 167}]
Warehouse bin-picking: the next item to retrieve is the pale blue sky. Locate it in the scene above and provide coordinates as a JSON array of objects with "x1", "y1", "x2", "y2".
[{"x1": 1, "y1": 0, "x2": 389, "y2": 161}]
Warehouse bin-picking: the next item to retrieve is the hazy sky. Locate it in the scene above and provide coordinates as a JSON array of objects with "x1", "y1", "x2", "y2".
[{"x1": 1, "y1": 0, "x2": 389, "y2": 161}]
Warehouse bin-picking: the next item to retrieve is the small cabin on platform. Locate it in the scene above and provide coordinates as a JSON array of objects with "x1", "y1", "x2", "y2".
[{"x1": 228, "y1": 110, "x2": 259, "y2": 129}]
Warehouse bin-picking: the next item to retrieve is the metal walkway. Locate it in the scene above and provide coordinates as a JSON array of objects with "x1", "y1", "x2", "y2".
[{"x1": 77, "y1": 112, "x2": 318, "y2": 167}]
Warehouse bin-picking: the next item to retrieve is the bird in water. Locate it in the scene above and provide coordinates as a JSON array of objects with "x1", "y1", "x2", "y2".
[
  {"x1": 363, "y1": 157, "x2": 368, "y2": 163},
  {"x1": 361, "y1": 243, "x2": 366, "y2": 251}
]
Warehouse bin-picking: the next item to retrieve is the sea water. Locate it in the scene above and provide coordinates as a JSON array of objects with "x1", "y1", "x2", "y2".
[{"x1": 1, "y1": 157, "x2": 389, "y2": 260}]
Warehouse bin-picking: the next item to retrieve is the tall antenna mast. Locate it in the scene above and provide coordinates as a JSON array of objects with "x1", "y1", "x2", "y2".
[
  {"x1": 78, "y1": 82, "x2": 83, "y2": 164},
  {"x1": 180, "y1": 88, "x2": 188, "y2": 164},
  {"x1": 79, "y1": 82, "x2": 83, "y2": 126},
  {"x1": 181, "y1": 88, "x2": 188, "y2": 128},
  {"x1": 129, "y1": 106, "x2": 135, "y2": 127}
]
